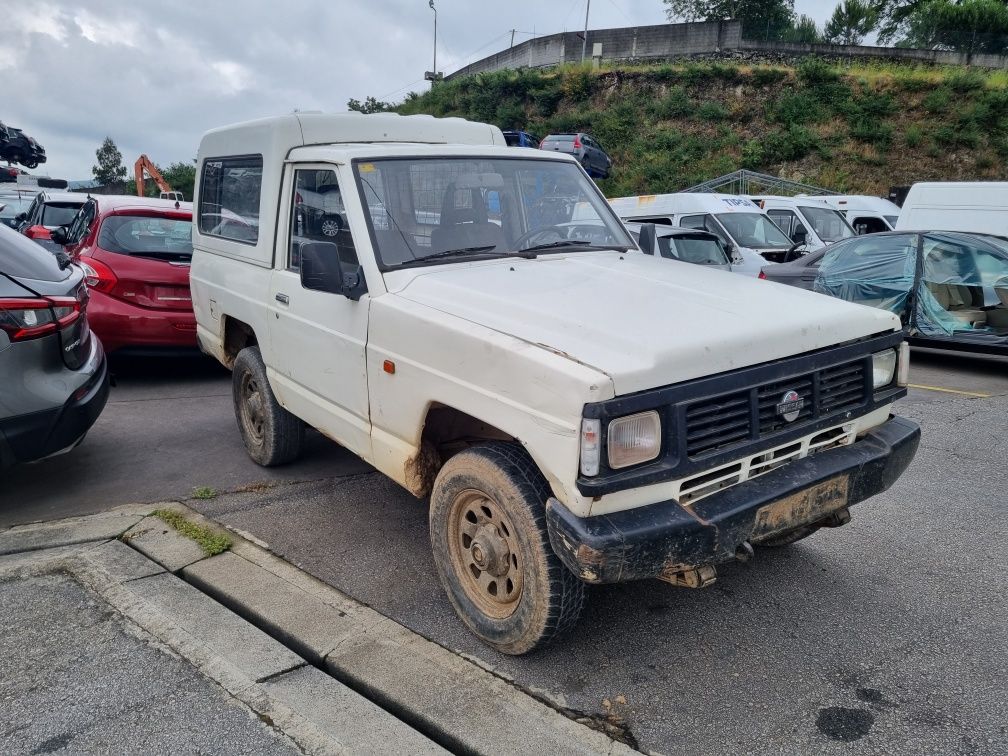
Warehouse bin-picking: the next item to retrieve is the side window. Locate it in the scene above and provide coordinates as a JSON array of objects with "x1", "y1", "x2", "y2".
[
  {"x1": 679, "y1": 214, "x2": 706, "y2": 230},
  {"x1": 815, "y1": 234, "x2": 917, "y2": 313},
  {"x1": 198, "y1": 155, "x2": 263, "y2": 244},
  {"x1": 683, "y1": 214, "x2": 731, "y2": 246},
  {"x1": 288, "y1": 168, "x2": 359, "y2": 275},
  {"x1": 767, "y1": 209, "x2": 792, "y2": 235}
]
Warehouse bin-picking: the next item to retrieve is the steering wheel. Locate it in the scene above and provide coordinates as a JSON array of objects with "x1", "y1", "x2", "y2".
[{"x1": 514, "y1": 224, "x2": 569, "y2": 250}]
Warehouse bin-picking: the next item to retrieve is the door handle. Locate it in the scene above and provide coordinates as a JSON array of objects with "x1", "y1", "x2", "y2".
[{"x1": 275, "y1": 293, "x2": 289, "y2": 305}]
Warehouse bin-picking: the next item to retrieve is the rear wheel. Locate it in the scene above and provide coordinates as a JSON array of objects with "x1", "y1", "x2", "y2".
[
  {"x1": 232, "y1": 346, "x2": 304, "y2": 466},
  {"x1": 430, "y1": 443, "x2": 585, "y2": 655}
]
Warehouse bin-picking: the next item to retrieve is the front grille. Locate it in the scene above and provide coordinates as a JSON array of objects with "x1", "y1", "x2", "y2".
[{"x1": 684, "y1": 357, "x2": 868, "y2": 459}]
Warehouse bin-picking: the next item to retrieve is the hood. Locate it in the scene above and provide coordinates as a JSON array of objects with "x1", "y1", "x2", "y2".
[{"x1": 386, "y1": 251, "x2": 901, "y2": 396}]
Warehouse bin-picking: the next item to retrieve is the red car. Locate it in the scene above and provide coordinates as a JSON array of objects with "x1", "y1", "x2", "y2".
[{"x1": 55, "y1": 195, "x2": 197, "y2": 355}]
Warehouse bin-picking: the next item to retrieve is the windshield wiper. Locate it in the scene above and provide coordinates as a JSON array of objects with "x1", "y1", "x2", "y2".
[
  {"x1": 418, "y1": 245, "x2": 499, "y2": 262},
  {"x1": 516, "y1": 240, "x2": 631, "y2": 256}
]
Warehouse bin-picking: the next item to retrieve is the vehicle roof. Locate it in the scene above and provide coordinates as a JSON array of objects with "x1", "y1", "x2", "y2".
[
  {"x1": 289, "y1": 142, "x2": 574, "y2": 163},
  {"x1": 808, "y1": 194, "x2": 901, "y2": 213},
  {"x1": 88, "y1": 194, "x2": 194, "y2": 215},
  {"x1": 198, "y1": 112, "x2": 506, "y2": 159},
  {"x1": 609, "y1": 192, "x2": 763, "y2": 216},
  {"x1": 38, "y1": 191, "x2": 86, "y2": 204},
  {"x1": 750, "y1": 195, "x2": 834, "y2": 207}
]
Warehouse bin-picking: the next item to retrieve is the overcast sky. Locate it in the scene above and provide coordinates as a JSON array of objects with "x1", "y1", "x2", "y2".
[{"x1": 4, "y1": 1, "x2": 841, "y2": 180}]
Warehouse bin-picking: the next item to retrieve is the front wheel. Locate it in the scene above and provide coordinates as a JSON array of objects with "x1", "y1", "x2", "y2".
[
  {"x1": 429, "y1": 443, "x2": 585, "y2": 655},
  {"x1": 232, "y1": 346, "x2": 304, "y2": 466}
]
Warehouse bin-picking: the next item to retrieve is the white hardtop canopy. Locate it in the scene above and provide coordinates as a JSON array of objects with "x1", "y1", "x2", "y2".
[
  {"x1": 804, "y1": 194, "x2": 901, "y2": 214},
  {"x1": 197, "y1": 112, "x2": 507, "y2": 160}
]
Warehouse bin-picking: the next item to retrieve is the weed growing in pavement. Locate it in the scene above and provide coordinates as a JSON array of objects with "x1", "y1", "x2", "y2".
[
  {"x1": 153, "y1": 509, "x2": 231, "y2": 556},
  {"x1": 192, "y1": 486, "x2": 218, "y2": 500}
]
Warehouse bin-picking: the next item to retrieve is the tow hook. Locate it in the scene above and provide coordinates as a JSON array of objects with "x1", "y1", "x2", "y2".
[
  {"x1": 822, "y1": 508, "x2": 852, "y2": 528},
  {"x1": 658, "y1": 564, "x2": 717, "y2": 588},
  {"x1": 735, "y1": 541, "x2": 755, "y2": 563}
]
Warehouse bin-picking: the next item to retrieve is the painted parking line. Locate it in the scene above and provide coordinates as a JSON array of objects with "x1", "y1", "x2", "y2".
[{"x1": 907, "y1": 383, "x2": 992, "y2": 398}]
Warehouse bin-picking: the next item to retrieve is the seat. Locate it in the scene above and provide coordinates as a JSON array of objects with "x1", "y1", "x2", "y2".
[
  {"x1": 926, "y1": 282, "x2": 987, "y2": 326},
  {"x1": 429, "y1": 184, "x2": 504, "y2": 254}
]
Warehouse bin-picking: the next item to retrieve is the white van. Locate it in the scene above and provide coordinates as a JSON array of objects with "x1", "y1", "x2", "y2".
[
  {"x1": 607, "y1": 193, "x2": 796, "y2": 276},
  {"x1": 812, "y1": 195, "x2": 902, "y2": 234},
  {"x1": 895, "y1": 182, "x2": 1008, "y2": 236},
  {"x1": 189, "y1": 113, "x2": 918, "y2": 655},
  {"x1": 748, "y1": 195, "x2": 857, "y2": 252}
]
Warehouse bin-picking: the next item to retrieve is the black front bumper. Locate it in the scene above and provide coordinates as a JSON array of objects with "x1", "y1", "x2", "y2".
[
  {"x1": 546, "y1": 416, "x2": 920, "y2": 584},
  {"x1": 0, "y1": 356, "x2": 109, "y2": 468}
]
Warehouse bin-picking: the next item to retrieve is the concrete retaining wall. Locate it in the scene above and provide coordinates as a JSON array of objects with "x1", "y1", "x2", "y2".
[{"x1": 445, "y1": 20, "x2": 1008, "y2": 80}]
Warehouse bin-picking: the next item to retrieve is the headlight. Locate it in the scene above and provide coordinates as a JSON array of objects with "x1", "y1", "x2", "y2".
[
  {"x1": 872, "y1": 349, "x2": 897, "y2": 389},
  {"x1": 607, "y1": 410, "x2": 661, "y2": 469}
]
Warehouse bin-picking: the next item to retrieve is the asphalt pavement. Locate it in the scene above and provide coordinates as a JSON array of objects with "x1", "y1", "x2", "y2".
[
  {"x1": 2, "y1": 348, "x2": 1006, "y2": 754},
  {"x1": 0, "y1": 572, "x2": 296, "y2": 755}
]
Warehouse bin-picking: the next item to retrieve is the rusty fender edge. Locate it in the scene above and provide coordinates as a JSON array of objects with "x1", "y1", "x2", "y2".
[{"x1": 545, "y1": 415, "x2": 921, "y2": 584}]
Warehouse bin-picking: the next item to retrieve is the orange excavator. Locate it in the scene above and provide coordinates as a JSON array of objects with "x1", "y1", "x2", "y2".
[{"x1": 134, "y1": 155, "x2": 183, "y2": 201}]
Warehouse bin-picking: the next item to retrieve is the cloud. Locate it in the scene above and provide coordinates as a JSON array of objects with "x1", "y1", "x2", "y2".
[{"x1": 7, "y1": 0, "x2": 841, "y2": 180}]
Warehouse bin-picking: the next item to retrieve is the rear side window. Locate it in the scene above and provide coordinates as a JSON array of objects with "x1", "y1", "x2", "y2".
[{"x1": 198, "y1": 155, "x2": 263, "y2": 244}]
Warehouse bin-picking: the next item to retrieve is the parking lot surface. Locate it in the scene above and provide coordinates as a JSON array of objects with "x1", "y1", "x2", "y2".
[{"x1": 2, "y1": 349, "x2": 1006, "y2": 754}]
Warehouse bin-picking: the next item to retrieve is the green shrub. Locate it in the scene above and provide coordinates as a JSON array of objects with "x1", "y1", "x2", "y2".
[
  {"x1": 856, "y1": 90, "x2": 897, "y2": 118},
  {"x1": 751, "y1": 67, "x2": 788, "y2": 86},
  {"x1": 770, "y1": 91, "x2": 826, "y2": 124},
  {"x1": 532, "y1": 86, "x2": 562, "y2": 116},
  {"x1": 697, "y1": 102, "x2": 728, "y2": 122},
  {"x1": 934, "y1": 124, "x2": 980, "y2": 149},
  {"x1": 946, "y1": 68, "x2": 986, "y2": 94},
  {"x1": 762, "y1": 124, "x2": 820, "y2": 163},
  {"x1": 741, "y1": 139, "x2": 765, "y2": 169},
  {"x1": 648, "y1": 86, "x2": 692, "y2": 119},
  {"x1": 850, "y1": 119, "x2": 894, "y2": 149},
  {"x1": 494, "y1": 102, "x2": 526, "y2": 129},
  {"x1": 797, "y1": 58, "x2": 840, "y2": 86},
  {"x1": 904, "y1": 125, "x2": 924, "y2": 148},
  {"x1": 561, "y1": 66, "x2": 594, "y2": 100},
  {"x1": 922, "y1": 88, "x2": 951, "y2": 114}
]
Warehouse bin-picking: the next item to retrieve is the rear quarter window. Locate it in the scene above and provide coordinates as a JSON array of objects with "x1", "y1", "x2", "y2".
[{"x1": 198, "y1": 155, "x2": 263, "y2": 244}]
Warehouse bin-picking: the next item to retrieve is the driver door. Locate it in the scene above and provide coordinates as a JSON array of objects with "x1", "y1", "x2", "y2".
[{"x1": 267, "y1": 164, "x2": 372, "y2": 460}]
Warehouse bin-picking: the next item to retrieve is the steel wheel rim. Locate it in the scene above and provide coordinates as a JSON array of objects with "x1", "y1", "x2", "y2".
[
  {"x1": 239, "y1": 371, "x2": 266, "y2": 445},
  {"x1": 447, "y1": 488, "x2": 523, "y2": 619}
]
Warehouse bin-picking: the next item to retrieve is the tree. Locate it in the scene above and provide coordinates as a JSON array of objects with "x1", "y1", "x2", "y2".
[
  {"x1": 663, "y1": 0, "x2": 796, "y2": 40},
  {"x1": 897, "y1": 0, "x2": 1008, "y2": 54},
  {"x1": 347, "y1": 96, "x2": 393, "y2": 114},
  {"x1": 823, "y1": 0, "x2": 880, "y2": 45},
  {"x1": 781, "y1": 14, "x2": 822, "y2": 43},
  {"x1": 92, "y1": 137, "x2": 126, "y2": 186}
]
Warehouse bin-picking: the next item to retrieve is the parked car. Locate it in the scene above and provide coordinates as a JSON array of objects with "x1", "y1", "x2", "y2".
[
  {"x1": 749, "y1": 196, "x2": 857, "y2": 253},
  {"x1": 608, "y1": 192, "x2": 798, "y2": 275},
  {"x1": 51, "y1": 195, "x2": 197, "y2": 355},
  {"x1": 0, "y1": 165, "x2": 19, "y2": 183},
  {"x1": 18, "y1": 191, "x2": 87, "y2": 243},
  {"x1": 0, "y1": 190, "x2": 38, "y2": 230},
  {"x1": 0, "y1": 122, "x2": 46, "y2": 169},
  {"x1": 502, "y1": 130, "x2": 541, "y2": 148},
  {"x1": 760, "y1": 231, "x2": 1008, "y2": 355},
  {"x1": 812, "y1": 194, "x2": 902, "y2": 235},
  {"x1": 624, "y1": 222, "x2": 733, "y2": 272},
  {"x1": 0, "y1": 224, "x2": 108, "y2": 468},
  {"x1": 540, "y1": 133, "x2": 611, "y2": 179},
  {"x1": 895, "y1": 182, "x2": 1008, "y2": 237},
  {"x1": 191, "y1": 113, "x2": 919, "y2": 654}
]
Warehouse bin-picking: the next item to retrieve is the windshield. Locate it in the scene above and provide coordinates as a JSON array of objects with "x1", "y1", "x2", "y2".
[
  {"x1": 355, "y1": 157, "x2": 633, "y2": 268},
  {"x1": 661, "y1": 236, "x2": 729, "y2": 266},
  {"x1": 41, "y1": 203, "x2": 82, "y2": 227},
  {"x1": 715, "y1": 212, "x2": 793, "y2": 249},
  {"x1": 97, "y1": 215, "x2": 193, "y2": 258},
  {"x1": 799, "y1": 206, "x2": 856, "y2": 242}
]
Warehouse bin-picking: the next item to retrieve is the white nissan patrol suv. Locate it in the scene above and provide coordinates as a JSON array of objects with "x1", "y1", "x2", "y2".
[{"x1": 190, "y1": 113, "x2": 920, "y2": 655}]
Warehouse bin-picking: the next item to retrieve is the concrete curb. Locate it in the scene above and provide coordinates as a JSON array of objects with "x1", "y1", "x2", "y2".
[
  {"x1": 0, "y1": 525, "x2": 444, "y2": 755},
  {"x1": 0, "y1": 504, "x2": 640, "y2": 755}
]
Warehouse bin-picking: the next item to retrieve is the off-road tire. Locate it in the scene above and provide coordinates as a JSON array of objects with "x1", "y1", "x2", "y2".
[
  {"x1": 232, "y1": 346, "x2": 304, "y2": 466},
  {"x1": 429, "y1": 442, "x2": 585, "y2": 655},
  {"x1": 756, "y1": 523, "x2": 821, "y2": 548}
]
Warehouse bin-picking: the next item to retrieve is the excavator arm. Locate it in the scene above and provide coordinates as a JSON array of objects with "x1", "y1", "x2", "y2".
[{"x1": 134, "y1": 155, "x2": 179, "y2": 198}]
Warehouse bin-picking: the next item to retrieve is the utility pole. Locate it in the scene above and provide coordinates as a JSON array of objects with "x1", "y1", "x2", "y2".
[
  {"x1": 430, "y1": 0, "x2": 437, "y2": 87},
  {"x1": 581, "y1": 0, "x2": 591, "y2": 62},
  {"x1": 510, "y1": 29, "x2": 516, "y2": 48}
]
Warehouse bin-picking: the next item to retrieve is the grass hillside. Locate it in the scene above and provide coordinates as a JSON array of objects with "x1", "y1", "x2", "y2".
[{"x1": 394, "y1": 59, "x2": 1008, "y2": 196}]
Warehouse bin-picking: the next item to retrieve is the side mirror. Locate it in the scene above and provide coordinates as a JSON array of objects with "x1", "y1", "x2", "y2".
[
  {"x1": 50, "y1": 226, "x2": 69, "y2": 245},
  {"x1": 637, "y1": 223, "x2": 657, "y2": 256},
  {"x1": 299, "y1": 241, "x2": 367, "y2": 301},
  {"x1": 791, "y1": 227, "x2": 808, "y2": 246},
  {"x1": 727, "y1": 241, "x2": 744, "y2": 265}
]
